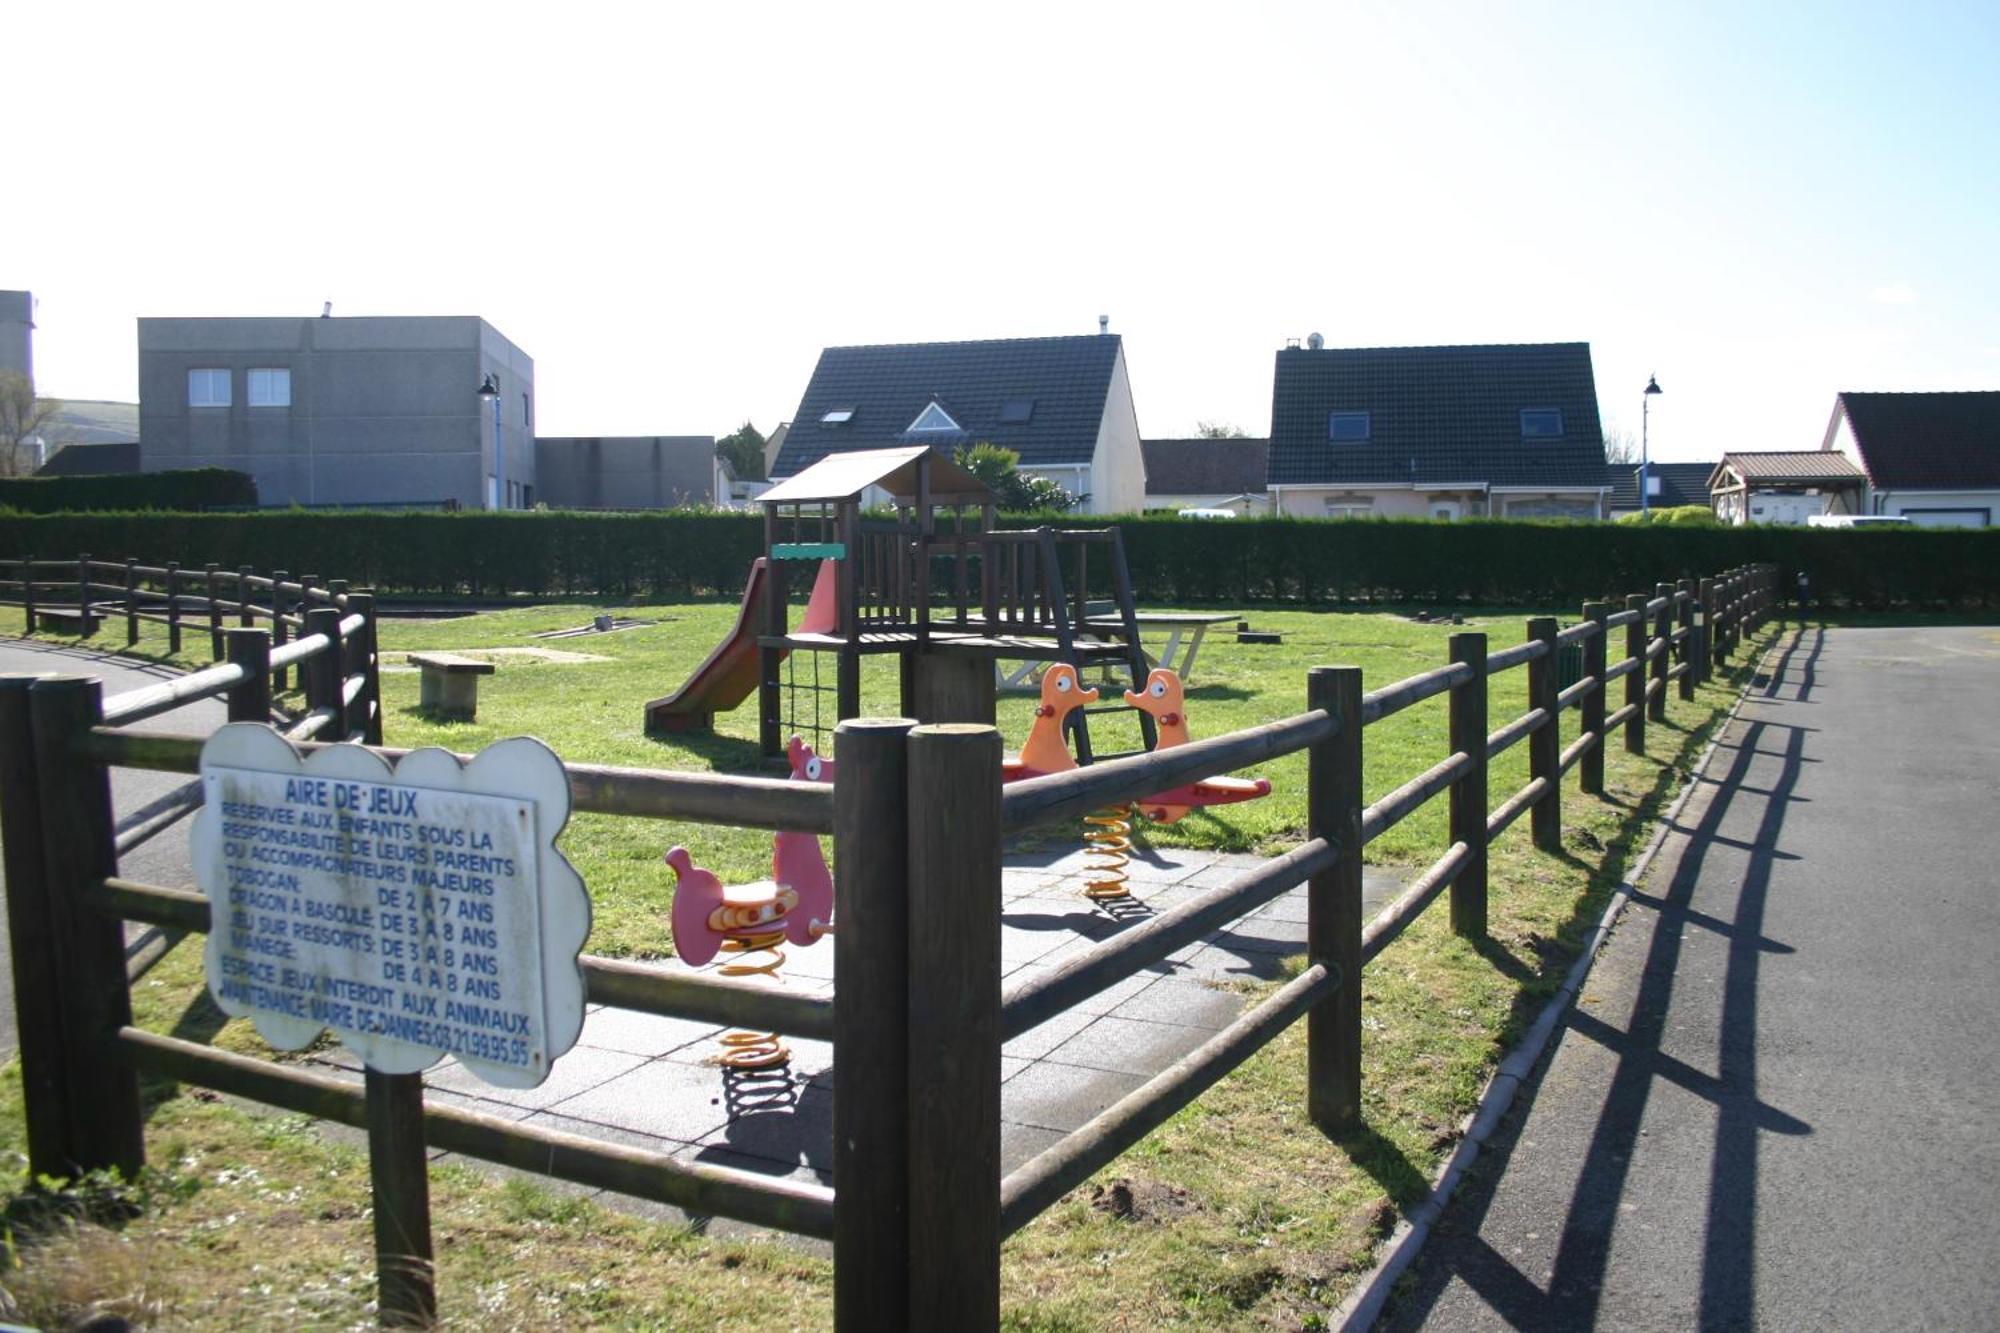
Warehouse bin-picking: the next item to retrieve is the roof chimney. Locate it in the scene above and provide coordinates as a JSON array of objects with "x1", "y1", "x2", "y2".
[
  {"x1": 1098, "y1": 314, "x2": 1109, "y2": 335},
  {"x1": 1307, "y1": 332, "x2": 1324, "y2": 350},
  {"x1": 321, "y1": 301, "x2": 333, "y2": 318}
]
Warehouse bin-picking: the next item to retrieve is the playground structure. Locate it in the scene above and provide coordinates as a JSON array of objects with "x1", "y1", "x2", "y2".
[{"x1": 644, "y1": 446, "x2": 1157, "y2": 762}]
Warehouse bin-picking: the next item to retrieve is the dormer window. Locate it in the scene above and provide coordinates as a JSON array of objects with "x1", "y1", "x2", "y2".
[
  {"x1": 906, "y1": 401, "x2": 961, "y2": 434},
  {"x1": 1520, "y1": 408, "x2": 1564, "y2": 439},
  {"x1": 821, "y1": 407, "x2": 856, "y2": 425},
  {"x1": 1329, "y1": 411, "x2": 1371, "y2": 442}
]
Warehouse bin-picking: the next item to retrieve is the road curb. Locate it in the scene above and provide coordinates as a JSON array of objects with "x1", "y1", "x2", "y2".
[{"x1": 1333, "y1": 628, "x2": 1789, "y2": 1331}]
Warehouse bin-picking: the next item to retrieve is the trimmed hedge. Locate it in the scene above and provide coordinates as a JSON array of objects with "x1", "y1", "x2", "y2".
[
  {"x1": 0, "y1": 468, "x2": 257, "y2": 513},
  {"x1": 0, "y1": 509, "x2": 1995, "y2": 609}
]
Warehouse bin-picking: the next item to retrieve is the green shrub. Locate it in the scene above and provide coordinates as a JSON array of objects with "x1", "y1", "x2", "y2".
[
  {"x1": 0, "y1": 468, "x2": 256, "y2": 513},
  {"x1": 0, "y1": 509, "x2": 1993, "y2": 609}
]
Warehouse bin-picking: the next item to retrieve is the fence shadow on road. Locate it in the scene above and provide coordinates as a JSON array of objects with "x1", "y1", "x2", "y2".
[{"x1": 1383, "y1": 629, "x2": 1819, "y2": 1330}]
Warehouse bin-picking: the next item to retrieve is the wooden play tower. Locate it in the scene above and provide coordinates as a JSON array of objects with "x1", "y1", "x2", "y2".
[{"x1": 747, "y1": 446, "x2": 1157, "y2": 760}]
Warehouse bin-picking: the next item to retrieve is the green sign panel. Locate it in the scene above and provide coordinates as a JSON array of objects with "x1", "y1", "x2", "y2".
[{"x1": 772, "y1": 542, "x2": 847, "y2": 560}]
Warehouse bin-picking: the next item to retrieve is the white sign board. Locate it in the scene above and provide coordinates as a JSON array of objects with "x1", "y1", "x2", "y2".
[{"x1": 193, "y1": 725, "x2": 589, "y2": 1088}]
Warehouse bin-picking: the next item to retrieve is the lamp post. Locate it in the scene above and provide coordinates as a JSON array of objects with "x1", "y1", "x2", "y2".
[
  {"x1": 1640, "y1": 374, "x2": 1663, "y2": 518},
  {"x1": 478, "y1": 373, "x2": 503, "y2": 510}
]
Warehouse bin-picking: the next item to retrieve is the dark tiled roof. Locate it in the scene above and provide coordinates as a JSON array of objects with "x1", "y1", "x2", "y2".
[
  {"x1": 37, "y1": 440, "x2": 141, "y2": 476},
  {"x1": 1717, "y1": 451, "x2": 1866, "y2": 484},
  {"x1": 1831, "y1": 391, "x2": 2000, "y2": 489},
  {"x1": 1141, "y1": 438, "x2": 1269, "y2": 495},
  {"x1": 1268, "y1": 342, "x2": 1608, "y2": 488},
  {"x1": 1606, "y1": 461, "x2": 1718, "y2": 510},
  {"x1": 772, "y1": 335, "x2": 1121, "y2": 477}
]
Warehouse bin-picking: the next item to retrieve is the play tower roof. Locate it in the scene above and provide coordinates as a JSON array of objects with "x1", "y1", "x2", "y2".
[{"x1": 757, "y1": 445, "x2": 993, "y2": 508}]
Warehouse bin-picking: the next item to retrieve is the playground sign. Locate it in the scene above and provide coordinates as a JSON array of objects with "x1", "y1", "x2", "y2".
[{"x1": 192, "y1": 725, "x2": 589, "y2": 1088}]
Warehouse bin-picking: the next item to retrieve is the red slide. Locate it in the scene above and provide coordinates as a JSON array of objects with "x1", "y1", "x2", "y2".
[{"x1": 644, "y1": 558, "x2": 837, "y2": 734}]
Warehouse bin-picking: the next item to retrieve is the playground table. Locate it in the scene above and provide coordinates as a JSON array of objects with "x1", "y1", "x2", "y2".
[{"x1": 994, "y1": 611, "x2": 1240, "y2": 690}]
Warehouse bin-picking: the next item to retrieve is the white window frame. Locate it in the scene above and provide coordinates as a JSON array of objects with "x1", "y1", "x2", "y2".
[
  {"x1": 188, "y1": 368, "x2": 231, "y2": 408},
  {"x1": 247, "y1": 367, "x2": 291, "y2": 408},
  {"x1": 906, "y1": 401, "x2": 962, "y2": 434}
]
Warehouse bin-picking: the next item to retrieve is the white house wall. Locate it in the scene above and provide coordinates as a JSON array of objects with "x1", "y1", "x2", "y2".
[
  {"x1": 1088, "y1": 346, "x2": 1147, "y2": 514},
  {"x1": 1874, "y1": 489, "x2": 1999, "y2": 526}
]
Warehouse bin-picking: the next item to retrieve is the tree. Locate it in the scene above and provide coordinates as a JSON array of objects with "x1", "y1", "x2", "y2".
[
  {"x1": 952, "y1": 442, "x2": 1080, "y2": 513},
  {"x1": 1195, "y1": 420, "x2": 1248, "y2": 439},
  {"x1": 1603, "y1": 427, "x2": 1641, "y2": 466},
  {"x1": 714, "y1": 420, "x2": 767, "y2": 481},
  {"x1": 0, "y1": 372, "x2": 62, "y2": 477}
]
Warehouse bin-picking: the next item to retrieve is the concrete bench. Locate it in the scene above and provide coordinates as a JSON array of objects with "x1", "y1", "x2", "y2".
[
  {"x1": 35, "y1": 606, "x2": 100, "y2": 636},
  {"x1": 408, "y1": 652, "x2": 495, "y2": 719}
]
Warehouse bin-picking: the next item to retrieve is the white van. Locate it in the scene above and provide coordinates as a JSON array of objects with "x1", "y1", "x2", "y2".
[
  {"x1": 1176, "y1": 508, "x2": 1238, "y2": 520},
  {"x1": 1805, "y1": 515, "x2": 1912, "y2": 529}
]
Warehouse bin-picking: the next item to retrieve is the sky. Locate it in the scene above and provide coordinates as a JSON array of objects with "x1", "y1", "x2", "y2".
[{"x1": 9, "y1": 1, "x2": 1998, "y2": 463}]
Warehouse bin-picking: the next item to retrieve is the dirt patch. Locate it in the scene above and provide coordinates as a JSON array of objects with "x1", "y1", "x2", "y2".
[
  {"x1": 1089, "y1": 1177, "x2": 1202, "y2": 1225},
  {"x1": 380, "y1": 647, "x2": 610, "y2": 672}
]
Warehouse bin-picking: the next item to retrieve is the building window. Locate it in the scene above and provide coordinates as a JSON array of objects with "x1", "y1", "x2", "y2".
[
  {"x1": 1329, "y1": 411, "x2": 1371, "y2": 442},
  {"x1": 906, "y1": 401, "x2": 962, "y2": 434},
  {"x1": 1519, "y1": 408, "x2": 1564, "y2": 438},
  {"x1": 999, "y1": 399, "x2": 1035, "y2": 424},
  {"x1": 821, "y1": 407, "x2": 856, "y2": 425},
  {"x1": 1324, "y1": 500, "x2": 1374, "y2": 519},
  {"x1": 522, "y1": 393, "x2": 532, "y2": 428},
  {"x1": 247, "y1": 368, "x2": 291, "y2": 407},
  {"x1": 188, "y1": 368, "x2": 231, "y2": 408}
]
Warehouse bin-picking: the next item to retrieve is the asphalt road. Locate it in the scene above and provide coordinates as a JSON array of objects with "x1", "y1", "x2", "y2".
[
  {"x1": 1385, "y1": 624, "x2": 2000, "y2": 1331},
  {"x1": 0, "y1": 639, "x2": 225, "y2": 1057}
]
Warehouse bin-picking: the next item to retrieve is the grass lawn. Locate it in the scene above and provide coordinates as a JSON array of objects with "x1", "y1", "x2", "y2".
[{"x1": 0, "y1": 595, "x2": 1781, "y2": 1329}]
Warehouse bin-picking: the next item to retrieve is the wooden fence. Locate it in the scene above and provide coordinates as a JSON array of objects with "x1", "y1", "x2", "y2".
[{"x1": 0, "y1": 553, "x2": 1778, "y2": 1328}]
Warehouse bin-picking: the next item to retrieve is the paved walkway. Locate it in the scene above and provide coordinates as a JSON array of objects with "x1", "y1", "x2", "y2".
[{"x1": 1384, "y1": 625, "x2": 2000, "y2": 1330}]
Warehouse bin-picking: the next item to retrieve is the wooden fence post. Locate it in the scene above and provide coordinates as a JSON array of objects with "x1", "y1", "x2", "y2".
[
  {"x1": 1580, "y1": 601, "x2": 1608, "y2": 795},
  {"x1": 1696, "y1": 576, "x2": 1717, "y2": 683},
  {"x1": 1526, "y1": 617, "x2": 1561, "y2": 851},
  {"x1": 271, "y1": 570, "x2": 291, "y2": 692},
  {"x1": 1649, "y1": 583, "x2": 1672, "y2": 723},
  {"x1": 1676, "y1": 579, "x2": 1697, "y2": 701},
  {"x1": 77, "y1": 554, "x2": 95, "y2": 637},
  {"x1": 19, "y1": 555, "x2": 34, "y2": 635},
  {"x1": 27, "y1": 676, "x2": 145, "y2": 1177},
  {"x1": 124, "y1": 559, "x2": 139, "y2": 646},
  {"x1": 1307, "y1": 666, "x2": 1363, "y2": 1134},
  {"x1": 226, "y1": 628, "x2": 271, "y2": 724},
  {"x1": 347, "y1": 592, "x2": 384, "y2": 745},
  {"x1": 165, "y1": 561, "x2": 182, "y2": 654},
  {"x1": 367, "y1": 1069, "x2": 436, "y2": 1328},
  {"x1": 905, "y1": 724, "x2": 1002, "y2": 1332},
  {"x1": 833, "y1": 717, "x2": 916, "y2": 1333},
  {"x1": 304, "y1": 606, "x2": 343, "y2": 730},
  {"x1": 202, "y1": 563, "x2": 222, "y2": 660},
  {"x1": 1447, "y1": 635, "x2": 1488, "y2": 937},
  {"x1": 1624, "y1": 593, "x2": 1648, "y2": 753},
  {"x1": 237, "y1": 566, "x2": 255, "y2": 628},
  {"x1": 0, "y1": 677, "x2": 78, "y2": 1178}
]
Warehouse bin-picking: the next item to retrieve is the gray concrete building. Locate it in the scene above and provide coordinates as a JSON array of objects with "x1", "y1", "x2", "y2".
[
  {"x1": 533, "y1": 436, "x2": 720, "y2": 509},
  {"x1": 137, "y1": 314, "x2": 534, "y2": 509},
  {"x1": 0, "y1": 290, "x2": 32, "y2": 383}
]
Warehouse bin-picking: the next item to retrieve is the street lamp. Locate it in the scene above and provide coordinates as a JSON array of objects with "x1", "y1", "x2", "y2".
[
  {"x1": 478, "y1": 373, "x2": 504, "y2": 510},
  {"x1": 1640, "y1": 374, "x2": 1663, "y2": 518}
]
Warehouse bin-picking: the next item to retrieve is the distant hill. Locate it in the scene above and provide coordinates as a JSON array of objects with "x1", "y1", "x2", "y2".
[{"x1": 49, "y1": 399, "x2": 139, "y2": 447}]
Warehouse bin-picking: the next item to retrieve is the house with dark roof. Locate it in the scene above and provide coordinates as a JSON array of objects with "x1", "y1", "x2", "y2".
[
  {"x1": 769, "y1": 333, "x2": 1145, "y2": 514},
  {"x1": 1267, "y1": 342, "x2": 1610, "y2": 520},
  {"x1": 1606, "y1": 461, "x2": 1718, "y2": 517},
  {"x1": 1708, "y1": 451, "x2": 1867, "y2": 525},
  {"x1": 1821, "y1": 390, "x2": 2000, "y2": 527},
  {"x1": 1140, "y1": 437, "x2": 1270, "y2": 514}
]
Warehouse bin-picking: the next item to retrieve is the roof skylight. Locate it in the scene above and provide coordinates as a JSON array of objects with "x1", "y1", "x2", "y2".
[{"x1": 906, "y1": 401, "x2": 962, "y2": 434}]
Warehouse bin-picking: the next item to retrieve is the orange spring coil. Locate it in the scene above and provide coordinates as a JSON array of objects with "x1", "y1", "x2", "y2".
[
  {"x1": 714, "y1": 928, "x2": 789, "y2": 1069},
  {"x1": 1083, "y1": 803, "x2": 1135, "y2": 901}
]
